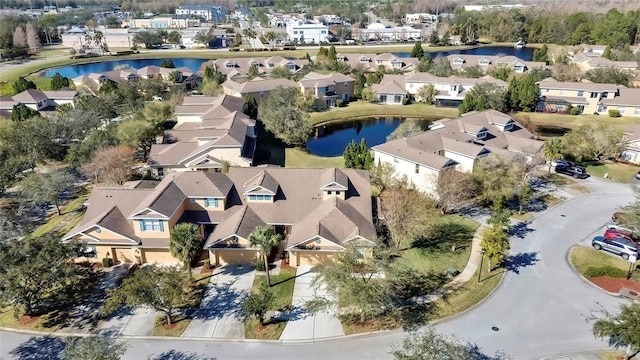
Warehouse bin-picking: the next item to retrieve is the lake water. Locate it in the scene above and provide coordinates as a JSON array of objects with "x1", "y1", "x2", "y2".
[
  {"x1": 43, "y1": 46, "x2": 533, "y2": 78},
  {"x1": 307, "y1": 116, "x2": 437, "y2": 157}
]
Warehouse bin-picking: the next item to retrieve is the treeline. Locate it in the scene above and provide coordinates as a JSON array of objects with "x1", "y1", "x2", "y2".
[{"x1": 448, "y1": 8, "x2": 640, "y2": 49}]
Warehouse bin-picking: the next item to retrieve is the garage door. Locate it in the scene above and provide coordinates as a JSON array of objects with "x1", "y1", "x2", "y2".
[
  {"x1": 295, "y1": 252, "x2": 334, "y2": 267},
  {"x1": 143, "y1": 248, "x2": 178, "y2": 264},
  {"x1": 113, "y1": 248, "x2": 133, "y2": 263},
  {"x1": 215, "y1": 250, "x2": 257, "y2": 265}
]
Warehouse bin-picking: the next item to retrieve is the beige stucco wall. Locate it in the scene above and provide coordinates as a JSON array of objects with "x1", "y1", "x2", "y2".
[
  {"x1": 142, "y1": 248, "x2": 180, "y2": 264},
  {"x1": 600, "y1": 104, "x2": 640, "y2": 117},
  {"x1": 184, "y1": 197, "x2": 226, "y2": 211},
  {"x1": 210, "y1": 249, "x2": 258, "y2": 265},
  {"x1": 289, "y1": 250, "x2": 335, "y2": 267},
  {"x1": 321, "y1": 190, "x2": 345, "y2": 200}
]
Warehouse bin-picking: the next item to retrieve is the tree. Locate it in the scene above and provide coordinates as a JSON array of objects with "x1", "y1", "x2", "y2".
[
  {"x1": 243, "y1": 96, "x2": 259, "y2": 120},
  {"x1": 248, "y1": 225, "x2": 282, "y2": 287},
  {"x1": 63, "y1": 336, "x2": 127, "y2": 360},
  {"x1": 590, "y1": 303, "x2": 640, "y2": 360},
  {"x1": 12, "y1": 26, "x2": 27, "y2": 50},
  {"x1": 391, "y1": 327, "x2": 508, "y2": 360},
  {"x1": 480, "y1": 225, "x2": 510, "y2": 270},
  {"x1": 472, "y1": 156, "x2": 527, "y2": 209},
  {"x1": 193, "y1": 28, "x2": 215, "y2": 47},
  {"x1": 562, "y1": 123, "x2": 623, "y2": 162},
  {"x1": 116, "y1": 119, "x2": 158, "y2": 159},
  {"x1": 0, "y1": 235, "x2": 85, "y2": 316},
  {"x1": 12, "y1": 76, "x2": 36, "y2": 94},
  {"x1": 533, "y1": 44, "x2": 549, "y2": 63},
  {"x1": 343, "y1": 138, "x2": 373, "y2": 170},
  {"x1": 459, "y1": 82, "x2": 507, "y2": 115},
  {"x1": 132, "y1": 31, "x2": 163, "y2": 48},
  {"x1": 308, "y1": 242, "x2": 395, "y2": 323},
  {"x1": 463, "y1": 65, "x2": 484, "y2": 78},
  {"x1": 11, "y1": 104, "x2": 39, "y2": 121},
  {"x1": 585, "y1": 67, "x2": 633, "y2": 86},
  {"x1": 270, "y1": 66, "x2": 293, "y2": 80},
  {"x1": 25, "y1": 22, "x2": 41, "y2": 55},
  {"x1": 416, "y1": 84, "x2": 436, "y2": 104},
  {"x1": 242, "y1": 283, "x2": 274, "y2": 325},
  {"x1": 265, "y1": 31, "x2": 278, "y2": 50},
  {"x1": 242, "y1": 28, "x2": 257, "y2": 49},
  {"x1": 51, "y1": 72, "x2": 70, "y2": 90},
  {"x1": 247, "y1": 64, "x2": 260, "y2": 79},
  {"x1": 410, "y1": 41, "x2": 424, "y2": 59},
  {"x1": 169, "y1": 223, "x2": 203, "y2": 281},
  {"x1": 166, "y1": 31, "x2": 182, "y2": 44},
  {"x1": 430, "y1": 58, "x2": 455, "y2": 77},
  {"x1": 361, "y1": 87, "x2": 378, "y2": 103},
  {"x1": 79, "y1": 146, "x2": 134, "y2": 185},
  {"x1": 434, "y1": 169, "x2": 477, "y2": 214},
  {"x1": 428, "y1": 31, "x2": 440, "y2": 46},
  {"x1": 487, "y1": 66, "x2": 512, "y2": 81},
  {"x1": 416, "y1": 57, "x2": 434, "y2": 73},
  {"x1": 387, "y1": 121, "x2": 424, "y2": 141},
  {"x1": 542, "y1": 138, "x2": 564, "y2": 173},
  {"x1": 103, "y1": 265, "x2": 192, "y2": 326},
  {"x1": 66, "y1": 126, "x2": 119, "y2": 167},
  {"x1": 160, "y1": 59, "x2": 175, "y2": 68},
  {"x1": 258, "y1": 86, "x2": 312, "y2": 146},
  {"x1": 380, "y1": 186, "x2": 434, "y2": 249},
  {"x1": 203, "y1": 65, "x2": 227, "y2": 85},
  {"x1": 21, "y1": 168, "x2": 74, "y2": 216},
  {"x1": 507, "y1": 74, "x2": 539, "y2": 112}
]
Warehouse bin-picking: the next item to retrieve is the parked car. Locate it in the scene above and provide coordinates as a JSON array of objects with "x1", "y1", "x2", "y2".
[
  {"x1": 635, "y1": 171, "x2": 640, "y2": 180},
  {"x1": 592, "y1": 236, "x2": 638, "y2": 260},
  {"x1": 551, "y1": 159, "x2": 573, "y2": 167},
  {"x1": 555, "y1": 164, "x2": 589, "y2": 179},
  {"x1": 604, "y1": 228, "x2": 633, "y2": 241}
]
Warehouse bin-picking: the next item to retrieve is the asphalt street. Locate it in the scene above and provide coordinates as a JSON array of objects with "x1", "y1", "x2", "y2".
[{"x1": 0, "y1": 180, "x2": 635, "y2": 360}]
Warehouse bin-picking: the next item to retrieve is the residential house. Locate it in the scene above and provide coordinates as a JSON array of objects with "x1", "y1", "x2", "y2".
[
  {"x1": 222, "y1": 77, "x2": 297, "y2": 103},
  {"x1": 0, "y1": 96, "x2": 18, "y2": 118},
  {"x1": 536, "y1": 77, "x2": 628, "y2": 114},
  {"x1": 580, "y1": 44, "x2": 608, "y2": 56},
  {"x1": 599, "y1": 88, "x2": 640, "y2": 117},
  {"x1": 372, "y1": 110, "x2": 543, "y2": 194},
  {"x1": 351, "y1": 23, "x2": 422, "y2": 42},
  {"x1": 447, "y1": 54, "x2": 546, "y2": 74},
  {"x1": 371, "y1": 74, "x2": 408, "y2": 105},
  {"x1": 336, "y1": 52, "x2": 418, "y2": 73},
  {"x1": 11, "y1": 89, "x2": 78, "y2": 111},
  {"x1": 621, "y1": 124, "x2": 640, "y2": 164},
  {"x1": 63, "y1": 168, "x2": 376, "y2": 268},
  {"x1": 298, "y1": 71, "x2": 355, "y2": 108},
  {"x1": 137, "y1": 66, "x2": 202, "y2": 90},
  {"x1": 570, "y1": 52, "x2": 638, "y2": 72},
  {"x1": 73, "y1": 70, "x2": 139, "y2": 91},
  {"x1": 148, "y1": 95, "x2": 256, "y2": 176},
  {"x1": 202, "y1": 56, "x2": 308, "y2": 81}
]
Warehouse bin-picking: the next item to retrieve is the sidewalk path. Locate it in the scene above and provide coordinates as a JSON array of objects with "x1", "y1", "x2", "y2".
[
  {"x1": 182, "y1": 265, "x2": 255, "y2": 339},
  {"x1": 279, "y1": 266, "x2": 344, "y2": 341}
]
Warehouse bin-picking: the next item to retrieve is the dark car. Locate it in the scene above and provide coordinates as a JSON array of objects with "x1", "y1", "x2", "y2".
[
  {"x1": 555, "y1": 164, "x2": 589, "y2": 179},
  {"x1": 592, "y1": 236, "x2": 638, "y2": 260}
]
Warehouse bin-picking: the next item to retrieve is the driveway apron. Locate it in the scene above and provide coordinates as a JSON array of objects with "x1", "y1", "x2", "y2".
[
  {"x1": 280, "y1": 266, "x2": 344, "y2": 340},
  {"x1": 182, "y1": 265, "x2": 256, "y2": 339}
]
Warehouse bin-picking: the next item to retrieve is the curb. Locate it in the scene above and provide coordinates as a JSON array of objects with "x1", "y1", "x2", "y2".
[
  {"x1": 566, "y1": 244, "x2": 623, "y2": 298},
  {"x1": 538, "y1": 348, "x2": 612, "y2": 360}
]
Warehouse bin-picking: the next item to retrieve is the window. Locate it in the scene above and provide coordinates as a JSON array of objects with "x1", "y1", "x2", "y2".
[
  {"x1": 344, "y1": 82, "x2": 348, "y2": 88},
  {"x1": 321, "y1": 30, "x2": 326, "y2": 34},
  {"x1": 327, "y1": 191, "x2": 332, "y2": 195},
  {"x1": 602, "y1": 91, "x2": 609, "y2": 98},
  {"x1": 394, "y1": 95, "x2": 402, "y2": 103},
  {"x1": 619, "y1": 107, "x2": 626, "y2": 114},
  {"x1": 157, "y1": 168, "x2": 164, "y2": 177},
  {"x1": 577, "y1": 90, "x2": 584, "y2": 97},
  {"x1": 634, "y1": 108, "x2": 640, "y2": 115},
  {"x1": 190, "y1": 198, "x2": 197, "y2": 203},
  {"x1": 248, "y1": 194, "x2": 273, "y2": 201},
  {"x1": 590, "y1": 92, "x2": 598, "y2": 98},
  {"x1": 477, "y1": 131, "x2": 487, "y2": 139},
  {"x1": 83, "y1": 245, "x2": 97, "y2": 259},
  {"x1": 294, "y1": 30, "x2": 298, "y2": 34},
  {"x1": 504, "y1": 123, "x2": 513, "y2": 131},
  {"x1": 415, "y1": 164, "x2": 420, "y2": 174},
  {"x1": 335, "y1": 191, "x2": 341, "y2": 196},
  {"x1": 140, "y1": 219, "x2": 164, "y2": 232},
  {"x1": 204, "y1": 198, "x2": 219, "y2": 207}
]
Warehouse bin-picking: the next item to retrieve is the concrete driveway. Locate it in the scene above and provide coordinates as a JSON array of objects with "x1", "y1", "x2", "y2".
[
  {"x1": 280, "y1": 266, "x2": 344, "y2": 341},
  {"x1": 182, "y1": 265, "x2": 255, "y2": 339}
]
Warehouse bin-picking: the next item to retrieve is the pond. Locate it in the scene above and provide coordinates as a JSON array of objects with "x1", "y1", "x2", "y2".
[
  {"x1": 42, "y1": 46, "x2": 533, "y2": 78},
  {"x1": 307, "y1": 116, "x2": 440, "y2": 157}
]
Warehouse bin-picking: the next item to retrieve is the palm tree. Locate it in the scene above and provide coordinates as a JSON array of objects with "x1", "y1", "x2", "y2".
[
  {"x1": 543, "y1": 138, "x2": 565, "y2": 174},
  {"x1": 169, "y1": 223, "x2": 203, "y2": 281},
  {"x1": 265, "y1": 31, "x2": 277, "y2": 50},
  {"x1": 242, "y1": 28, "x2": 257, "y2": 50},
  {"x1": 248, "y1": 225, "x2": 282, "y2": 286}
]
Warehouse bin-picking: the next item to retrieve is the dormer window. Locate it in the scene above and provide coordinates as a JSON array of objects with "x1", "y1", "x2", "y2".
[
  {"x1": 479, "y1": 58, "x2": 490, "y2": 66},
  {"x1": 248, "y1": 194, "x2": 273, "y2": 201},
  {"x1": 140, "y1": 219, "x2": 164, "y2": 232},
  {"x1": 225, "y1": 62, "x2": 235, "y2": 68},
  {"x1": 477, "y1": 131, "x2": 487, "y2": 139},
  {"x1": 453, "y1": 58, "x2": 464, "y2": 65},
  {"x1": 504, "y1": 123, "x2": 513, "y2": 131}
]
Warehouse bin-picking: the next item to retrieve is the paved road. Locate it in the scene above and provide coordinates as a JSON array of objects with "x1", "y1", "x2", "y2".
[{"x1": 0, "y1": 181, "x2": 635, "y2": 359}]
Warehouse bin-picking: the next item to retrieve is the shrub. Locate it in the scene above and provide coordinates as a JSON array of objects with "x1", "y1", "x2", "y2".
[
  {"x1": 569, "y1": 107, "x2": 581, "y2": 115},
  {"x1": 608, "y1": 109, "x2": 621, "y2": 118},
  {"x1": 102, "y1": 257, "x2": 113, "y2": 268},
  {"x1": 584, "y1": 265, "x2": 626, "y2": 278},
  {"x1": 256, "y1": 259, "x2": 266, "y2": 271},
  {"x1": 402, "y1": 97, "x2": 411, "y2": 105},
  {"x1": 203, "y1": 258, "x2": 211, "y2": 270},
  {"x1": 335, "y1": 99, "x2": 344, "y2": 107}
]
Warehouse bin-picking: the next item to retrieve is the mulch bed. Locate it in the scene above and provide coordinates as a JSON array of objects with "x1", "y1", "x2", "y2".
[
  {"x1": 164, "y1": 323, "x2": 178, "y2": 330},
  {"x1": 588, "y1": 276, "x2": 640, "y2": 293},
  {"x1": 18, "y1": 315, "x2": 40, "y2": 325}
]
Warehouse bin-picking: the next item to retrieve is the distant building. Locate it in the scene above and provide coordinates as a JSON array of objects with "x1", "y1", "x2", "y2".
[
  {"x1": 404, "y1": 13, "x2": 438, "y2": 25},
  {"x1": 127, "y1": 17, "x2": 198, "y2": 29},
  {"x1": 464, "y1": 4, "x2": 526, "y2": 11},
  {"x1": 286, "y1": 21, "x2": 329, "y2": 44},
  {"x1": 175, "y1": 4, "x2": 226, "y2": 22}
]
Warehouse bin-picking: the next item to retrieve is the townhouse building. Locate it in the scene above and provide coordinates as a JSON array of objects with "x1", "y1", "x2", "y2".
[
  {"x1": 202, "y1": 56, "x2": 308, "y2": 81},
  {"x1": 298, "y1": 72, "x2": 355, "y2": 108},
  {"x1": 9, "y1": 89, "x2": 78, "y2": 112},
  {"x1": 447, "y1": 54, "x2": 546, "y2": 74},
  {"x1": 335, "y1": 52, "x2": 419, "y2": 73},
  {"x1": 222, "y1": 78, "x2": 297, "y2": 103}
]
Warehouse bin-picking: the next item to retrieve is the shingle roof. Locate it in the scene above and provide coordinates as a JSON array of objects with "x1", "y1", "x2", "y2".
[
  {"x1": 12, "y1": 89, "x2": 48, "y2": 103},
  {"x1": 600, "y1": 88, "x2": 640, "y2": 107}
]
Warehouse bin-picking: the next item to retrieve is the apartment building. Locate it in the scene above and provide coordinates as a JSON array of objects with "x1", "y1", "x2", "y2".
[{"x1": 286, "y1": 21, "x2": 330, "y2": 44}]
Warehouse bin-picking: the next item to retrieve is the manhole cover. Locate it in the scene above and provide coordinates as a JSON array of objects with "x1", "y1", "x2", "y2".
[
  {"x1": 560, "y1": 214, "x2": 566, "y2": 217},
  {"x1": 629, "y1": 291, "x2": 638, "y2": 296},
  {"x1": 491, "y1": 326, "x2": 500, "y2": 331}
]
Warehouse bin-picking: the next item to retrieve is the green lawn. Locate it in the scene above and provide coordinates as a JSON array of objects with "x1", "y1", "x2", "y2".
[
  {"x1": 285, "y1": 147, "x2": 344, "y2": 168},
  {"x1": 514, "y1": 112, "x2": 640, "y2": 135},
  {"x1": 0, "y1": 307, "x2": 61, "y2": 331},
  {"x1": 309, "y1": 101, "x2": 459, "y2": 125},
  {"x1": 569, "y1": 246, "x2": 630, "y2": 276},
  {"x1": 433, "y1": 266, "x2": 504, "y2": 320},
  {"x1": 244, "y1": 266, "x2": 296, "y2": 340},
  {"x1": 586, "y1": 162, "x2": 639, "y2": 183},
  {"x1": 30, "y1": 187, "x2": 90, "y2": 239}
]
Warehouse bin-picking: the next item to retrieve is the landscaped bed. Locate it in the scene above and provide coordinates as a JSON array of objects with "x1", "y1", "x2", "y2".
[{"x1": 569, "y1": 246, "x2": 639, "y2": 294}]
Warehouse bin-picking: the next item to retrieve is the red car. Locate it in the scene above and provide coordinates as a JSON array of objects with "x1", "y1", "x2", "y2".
[{"x1": 604, "y1": 228, "x2": 634, "y2": 241}]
